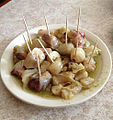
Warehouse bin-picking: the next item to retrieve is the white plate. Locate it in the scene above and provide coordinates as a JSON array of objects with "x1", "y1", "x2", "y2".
[{"x1": 0, "y1": 24, "x2": 112, "y2": 108}]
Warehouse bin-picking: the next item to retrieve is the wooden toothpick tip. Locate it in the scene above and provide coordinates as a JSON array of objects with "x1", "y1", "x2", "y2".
[
  {"x1": 23, "y1": 34, "x2": 31, "y2": 53},
  {"x1": 23, "y1": 16, "x2": 32, "y2": 44},
  {"x1": 44, "y1": 16, "x2": 50, "y2": 34},
  {"x1": 88, "y1": 43, "x2": 98, "y2": 64},
  {"x1": 65, "y1": 16, "x2": 68, "y2": 44},
  {"x1": 76, "y1": 7, "x2": 80, "y2": 33},
  {"x1": 36, "y1": 55, "x2": 41, "y2": 78},
  {"x1": 37, "y1": 39, "x2": 54, "y2": 63},
  {"x1": 75, "y1": 8, "x2": 81, "y2": 57}
]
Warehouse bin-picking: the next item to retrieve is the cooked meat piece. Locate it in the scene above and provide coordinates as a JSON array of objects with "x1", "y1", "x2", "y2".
[
  {"x1": 38, "y1": 29, "x2": 48, "y2": 37},
  {"x1": 68, "y1": 30, "x2": 85, "y2": 48},
  {"x1": 28, "y1": 71, "x2": 52, "y2": 92},
  {"x1": 11, "y1": 60, "x2": 25, "y2": 78},
  {"x1": 28, "y1": 74, "x2": 39, "y2": 91},
  {"x1": 30, "y1": 38, "x2": 47, "y2": 50},
  {"x1": 40, "y1": 71, "x2": 52, "y2": 90},
  {"x1": 13, "y1": 45, "x2": 27, "y2": 60},
  {"x1": 42, "y1": 33, "x2": 58, "y2": 48},
  {"x1": 68, "y1": 29, "x2": 78, "y2": 39},
  {"x1": 13, "y1": 54, "x2": 20, "y2": 64},
  {"x1": 22, "y1": 69, "x2": 37, "y2": 88}
]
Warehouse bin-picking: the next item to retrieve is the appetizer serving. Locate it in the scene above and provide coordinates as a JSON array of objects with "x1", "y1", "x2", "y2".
[{"x1": 11, "y1": 11, "x2": 101, "y2": 99}]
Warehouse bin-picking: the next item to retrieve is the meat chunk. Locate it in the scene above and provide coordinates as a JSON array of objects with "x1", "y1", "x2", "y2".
[
  {"x1": 28, "y1": 71, "x2": 52, "y2": 92},
  {"x1": 42, "y1": 34, "x2": 58, "y2": 48},
  {"x1": 13, "y1": 45, "x2": 27, "y2": 60},
  {"x1": 68, "y1": 30, "x2": 85, "y2": 48},
  {"x1": 38, "y1": 29, "x2": 48, "y2": 37},
  {"x1": 11, "y1": 60, "x2": 25, "y2": 78},
  {"x1": 22, "y1": 69, "x2": 38, "y2": 88}
]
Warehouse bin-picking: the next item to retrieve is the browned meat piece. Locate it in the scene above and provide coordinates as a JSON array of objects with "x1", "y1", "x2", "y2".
[
  {"x1": 68, "y1": 30, "x2": 85, "y2": 48},
  {"x1": 38, "y1": 29, "x2": 53, "y2": 37},
  {"x1": 11, "y1": 60, "x2": 25, "y2": 78},
  {"x1": 28, "y1": 71, "x2": 52, "y2": 92},
  {"x1": 38, "y1": 29, "x2": 48, "y2": 37},
  {"x1": 13, "y1": 45, "x2": 27, "y2": 60},
  {"x1": 68, "y1": 29, "x2": 78, "y2": 39},
  {"x1": 13, "y1": 54, "x2": 20, "y2": 64},
  {"x1": 42, "y1": 34, "x2": 58, "y2": 48}
]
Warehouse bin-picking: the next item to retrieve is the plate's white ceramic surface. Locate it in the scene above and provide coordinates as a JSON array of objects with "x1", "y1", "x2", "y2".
[{"x1": 0, "y1": 24, "x2": 112, "y2": 107}]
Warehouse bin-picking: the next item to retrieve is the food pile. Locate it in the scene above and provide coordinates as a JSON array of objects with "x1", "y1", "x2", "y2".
[{"x1": 11, "y1": 27, "x2": 101, "y2": 99}]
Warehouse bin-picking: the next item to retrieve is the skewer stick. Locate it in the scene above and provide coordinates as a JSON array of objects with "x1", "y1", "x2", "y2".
[
  {"x1": 23, "y1": 16, "x2": 32, "y2": 44},
  {"x1": 37, "y1": 39, "x2": 54, "y2": 63},
  {"x1": 23, "y1": 34, "x2": 31, "y2": 53},
  {"x1": 36, "y1": 55, "x2": 41, "y2": 78},
  {"x1": 76, "y1": 8, "x2": 80, "y2": 56},
  {"x1": 44, "y1": 16, "x2": 50, "y2": 34},
  {"x1": 65, "y1": 16, "x2": 68, "y2": 44},
  {"x1": 88, "y1": 43, "x2": 97, "y2": 64},
  {"x1": 76, "y1": 8, "x2": 80, "y2": 33}
]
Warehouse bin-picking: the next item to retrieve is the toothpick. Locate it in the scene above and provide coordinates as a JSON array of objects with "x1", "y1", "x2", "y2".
[
  {"x1": 23, "y1": 34, "x2": 31, "y2": 53},
  {"x1": 65, "y1": 16, "x2": 68, "y2": 44},
  {"x1": 44, "y1": 16, "x2": 50, "y2": 34},
  {"x1": 76, "y1": 8, "x2": 80, "y2": 56},
  {"x1": 36, "y1": 55, "x2": 41, "y2": 78},
  {"x1": 37, "y1": 39, "x2": 54, "y2": 63},
  {"x1": 76, "y1": 8, "x2": 80, "y2": 33},
  {"x1": 23, "y1": 16, "x2": 32, "y2": 44},
  {"x1": 88, "y1": 43, "x2": 98, "y2": 64}
]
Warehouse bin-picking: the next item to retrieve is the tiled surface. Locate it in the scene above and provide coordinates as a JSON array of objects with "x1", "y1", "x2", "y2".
[{"x1": 0, "y1": 0, "x2": 113, "y2": 120}]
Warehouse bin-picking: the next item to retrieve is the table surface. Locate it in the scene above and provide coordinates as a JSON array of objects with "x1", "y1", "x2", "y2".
[{"x1": 0, "y1": 0, "x2": 113, "y2": 120}]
